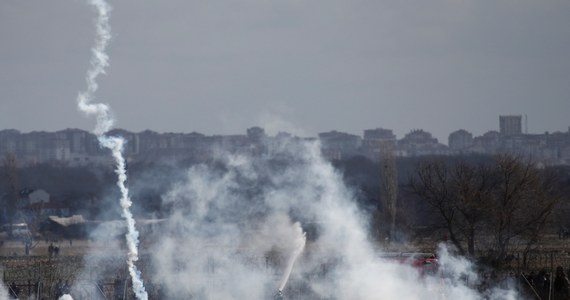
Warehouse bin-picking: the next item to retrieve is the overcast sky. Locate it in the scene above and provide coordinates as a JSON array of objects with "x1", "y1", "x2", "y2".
[{"x1": 1, "y1": 0, "x2": 569, "y2": 143}]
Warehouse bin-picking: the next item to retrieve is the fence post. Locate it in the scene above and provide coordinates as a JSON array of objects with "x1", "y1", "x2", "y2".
[{"x1": 550, "y1": 252, "x2": 554, "y2": 273}]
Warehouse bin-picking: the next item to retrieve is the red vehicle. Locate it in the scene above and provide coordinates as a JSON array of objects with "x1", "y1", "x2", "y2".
[{"x1": 379, "y1": 252, "x2": 439, "y2": 275}]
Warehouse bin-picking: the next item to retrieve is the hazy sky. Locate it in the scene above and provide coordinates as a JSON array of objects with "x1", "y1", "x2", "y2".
[{"x1": 1, "y1": 0, "x2": 569, "y2": 143}]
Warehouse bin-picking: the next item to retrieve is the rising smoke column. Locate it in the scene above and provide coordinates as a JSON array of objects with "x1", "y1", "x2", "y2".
[
  {"x1": 76, "y1": 0, "x2": 148, "y2": 299},
  {"x1": 147, "y1": 139, "x2": 522, "y2": 299},
  {"x1": 277, "y1": 223, "x2": 306, "y2": 293}
]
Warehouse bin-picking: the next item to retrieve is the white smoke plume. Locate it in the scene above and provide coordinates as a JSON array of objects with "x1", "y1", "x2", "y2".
[
  {"x1": 144, "y1": 139, "x2": 522, "y2": 299},
  {"x1": 278, "y1": 223, "x2": 306, "y2": 292},
  {"x1": 76, "y1": 0, "x2": 148, "y2": 299},
  {"x1": 58, "y1": 294, "x2": 74, "y2": 300},
  {"x1": 77, "y1": 0, "x2": 113, "y2": 136},
  {"x1": 99, "y1": 136, "x2": 148, "y2": 299}
]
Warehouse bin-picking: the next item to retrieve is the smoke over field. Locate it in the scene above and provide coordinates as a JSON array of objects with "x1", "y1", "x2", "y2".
[
  {"x1": 129, "y1": 140, "x2": 520, "y2": 300},
  {"x1": 10, "y1": 0, "x2": 523, "y2": 299}
]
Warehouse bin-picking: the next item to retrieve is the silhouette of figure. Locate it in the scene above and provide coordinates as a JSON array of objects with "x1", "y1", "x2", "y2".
[
  {"x1": 48, "y1": 243, "x2": 54, "y2": 259},
  {"x1": 56, "y1": 279, "x2": 65, "y2": 298},
  {"x1": 114, "y1": 276, "x2": 125, "y2": 300},
  {"x1": 63, "y1": 280, "x2": 71, "y2": 295},
  {"x1": 553, "y1": 265, "x2": 570, "y2": 299}
]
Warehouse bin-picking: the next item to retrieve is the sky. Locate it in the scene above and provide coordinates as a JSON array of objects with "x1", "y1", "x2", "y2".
[{"x1": 1, "y1": 0, "x2": 569, "y2": 143}]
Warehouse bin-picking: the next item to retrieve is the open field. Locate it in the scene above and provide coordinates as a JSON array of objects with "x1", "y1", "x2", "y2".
[
  {"x1": 1, "y1": 239, "x2": 93, "y2": 258},
  {"x1": 2, "y1": 233, "x2": 570, "y2": 299},
  {"x1": 3, "y1": 232, "x2": 570, "y2": 272},
  {"x1": 0, "y1": 239, "x2": 155, "y2": 299}
]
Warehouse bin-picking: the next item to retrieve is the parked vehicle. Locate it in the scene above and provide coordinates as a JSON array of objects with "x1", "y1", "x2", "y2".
[{"x1": 0, "y1": 223, "x2": 32, "y2": 239}]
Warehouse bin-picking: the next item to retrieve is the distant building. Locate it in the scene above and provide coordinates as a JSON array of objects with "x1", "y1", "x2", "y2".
[
  {"x1": 318, "y1": 131, "x2": 361, "y2": 160},
  {"x1": 448, "y1": 129, "x2": 473, "y2": 151},
  {"x1": 212, "y1": 134, "x2": 249, "y2": 154},
  {"x1": 499, "y1": 115, "x2": 522, "y2": 136},
  {"x1": 0, "y1": 129, "x2": 20, "y2": 155},
  {"x1": 247, "y1": 127, "x2": 266, "y2": 143},
  {"x1": 12, "y1": 189, "x2": 71, "y2": 220},
  {"x1": 363, "y1": 128, "x2": 396, "y2": 142},
  {"x1": 471, "y1": 131, "x2": 500, "y2": 154},
  {"x1": 362, "y1": 128, "x2": 397, "y2": 161},
  {"x1": 397, "y1": 129, "x2": 449, "y2": 157},
  {"x1": 501, "y1": 134, "x2": 546, "y2": 158},
  {"x1": 56, "y1": 129, "x2": 103, "y2": 166},
  {"x1": 246, "y1": 127, "x2": 267, "y2": 156},
  {"x1": 1, "y1": 118, "x2": 569, "y2": 165},
  {"x1": 562, "y1": 146, "x2": 570, "y2": 165}
]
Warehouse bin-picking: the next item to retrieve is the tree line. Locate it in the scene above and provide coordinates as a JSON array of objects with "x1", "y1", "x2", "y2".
[
  {"x1": 408, "y1": 155, "x2": 566, "y2": 267},
  {"x1": 2, "y1": 151, "x2": 569, "y2": 269}
]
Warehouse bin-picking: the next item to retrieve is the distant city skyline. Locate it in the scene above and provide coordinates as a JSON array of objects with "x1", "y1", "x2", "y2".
[
  {"x1": 2, "y1": 114, "x2": 569, "y2": 145},
  {"x1": 2, "y1": 118, "x2": 570, "y2": 166},
  {"x1": 1, "y1": 113, "x2": 569, "y2": 144},
  {"x1": 1, "y1": 0, "x2": 569, "y2": 143}
]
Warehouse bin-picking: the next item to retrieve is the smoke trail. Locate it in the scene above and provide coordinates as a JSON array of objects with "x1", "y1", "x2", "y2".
[
  {"x1": 99, "y1": 136, "x2": 148, "y2": 299},
  {"x1": 0, "y1": 281, "x2": 9, "y2": 300},
  {"x1": 77, "y1": 0, "x2": 113, "y2": 135},
  {"x1": 76, "y1": 0, "x2": 148, "y2": 299},
  {"x1": 278, "y1": 223, "x2": 306, "y2": 292}
]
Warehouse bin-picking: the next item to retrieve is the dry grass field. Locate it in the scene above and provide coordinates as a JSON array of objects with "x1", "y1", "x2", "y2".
[
  {"x1": 1, "y1": 233, "x2": 570, "y2": 299},
  {"x1": 0, "y1": 238, "x2": 159, "y2": 299}
]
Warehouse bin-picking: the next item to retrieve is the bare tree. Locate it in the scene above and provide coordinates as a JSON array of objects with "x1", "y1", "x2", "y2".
[
  {"x1": 379, "y1": 142, "x2": 398, "y2": 241},
  {"x1": 409, "y1": 159, "x2": 466, "y2": 254},
  {"x1": 409, "y1": 155, "x2": 561, "y2": 262},
  {"x1": 487, "y1": 155, "x2": 561, "y2": 264},
  {"x1": 451, "y1": 161, "x2": 495, "y2": 256}
]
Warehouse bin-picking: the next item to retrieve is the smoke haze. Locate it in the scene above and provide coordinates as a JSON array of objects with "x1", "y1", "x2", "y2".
[
  {"x1": 4, "y1": 0, "x2": 539, "y2": 298},
  {"x1": 132, "y1": 139, "x2": 521, "y2": 299}
]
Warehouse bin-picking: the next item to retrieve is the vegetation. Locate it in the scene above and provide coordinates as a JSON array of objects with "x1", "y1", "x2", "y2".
[
  {"x1": 0, "y1": 152, "x2": 568, "y2": 272},
  {"x1": 409, "y1": 155, "x2": 565, "y2": 267},
  {"x1": 379, "y1": 143, "x2": 398, "y2": 241}
]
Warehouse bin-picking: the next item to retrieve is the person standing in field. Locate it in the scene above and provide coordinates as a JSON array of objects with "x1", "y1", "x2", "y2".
[{"x1": 553, "y1": 266, "x2": 570, "y2": 300}]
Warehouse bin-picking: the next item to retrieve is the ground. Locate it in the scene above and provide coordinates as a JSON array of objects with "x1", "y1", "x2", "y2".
[{"x1": 0, "y1": 239, "x2": 92, "y2": 257}]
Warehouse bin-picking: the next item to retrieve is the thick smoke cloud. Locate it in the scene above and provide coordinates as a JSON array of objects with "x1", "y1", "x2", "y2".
[
  {"x1": 66, "y1": 0, "x2": 524, "y2": 298},
  {"x1": 63, "y1": 130, "x2": 525, "y2": 300},
  {"x1": 142, "y1": 139, "x2": 522, "y2": 299}
]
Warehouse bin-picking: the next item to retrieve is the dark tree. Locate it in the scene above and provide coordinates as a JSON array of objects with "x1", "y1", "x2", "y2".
[
  {"x1": 488, "y1": 155, "x2": 561, "y2": 265},
  {"x1": 3, "y1": 153, "x2": 19, "y2": 236},
  {"x1": 409, "y1": 155, "x2": 562, "y2": 262}
]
